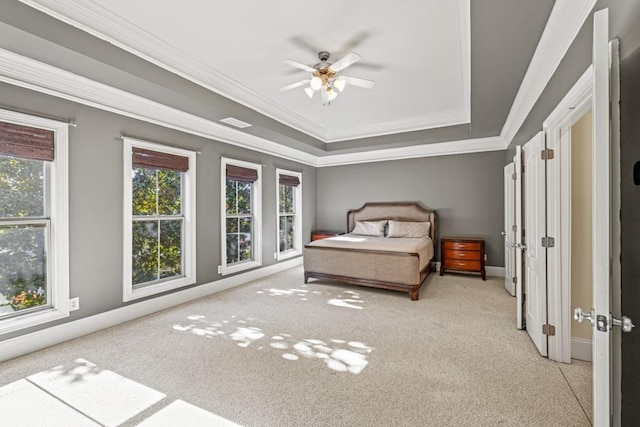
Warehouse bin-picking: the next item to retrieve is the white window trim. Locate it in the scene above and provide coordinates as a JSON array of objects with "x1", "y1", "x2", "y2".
[
  {"x1": 123, "y1": 137, "x2": 197, "y2": 302},
  {"x1": 221, "y1": 157, "x2": 262, "y2": 275},
  {"x1": 276, "y1": 168, "x2": 302, "y2": 261},
  {"x1": 0, "y1": 109, "x2": 69, "y2": 335}
]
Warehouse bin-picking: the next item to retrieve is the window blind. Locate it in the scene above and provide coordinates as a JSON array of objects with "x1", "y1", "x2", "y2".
[
  {"x1": 226, "y1": 164, "x2": 258, "y2": 182},
  {"x1": 279, "y1": 174, "x2": 300, "y2": 186},
  {"x1": 0, "y1": 121, "x2": 55, "y2": 161},
  {"x1": 132, "y1": 147, "x2": 189, "y2": 172}
]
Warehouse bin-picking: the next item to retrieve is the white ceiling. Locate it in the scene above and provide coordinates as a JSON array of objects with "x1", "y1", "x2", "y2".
[
  {"x1": 23, "y1": 0, "x2": 470, "y2": 143},
  {"x1": 11, "y1": 0, "x2": 600, "y2": 164}
]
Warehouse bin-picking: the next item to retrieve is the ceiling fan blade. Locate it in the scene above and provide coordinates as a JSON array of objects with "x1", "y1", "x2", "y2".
[
  {"x1": 282, "y1": 59, "x2": 316, "y2": 73},
  {"x1": 341, "y1": 75, "x2": 375, "y2": 89},
  {"x1": 329, "y1": 52, "x2": 361, "y2": 72},
  {"x1": 278, "y1": 79, "x2": 310, "y2": 91}
]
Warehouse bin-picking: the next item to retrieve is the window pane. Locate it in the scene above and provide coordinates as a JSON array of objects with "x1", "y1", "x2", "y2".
[
  {"x1": 226, "y1": 179, "x2": 237, "y2": 215},
  {"x1": 226, "y1": 217, "x2": 238, "y2": 233},
  {"x1": 0, "y1": 224, "x2": 47, "y2": 315},
  {"x1": 239, "y1": 220, "x2": 252, "y2": 262},
  {"x1": 159, "y1": 220, "x2": 182, "y2": 279},
  {"x1": 237, "y1": 182, "x2": 252, "y2": 214},
  {"x1": 286, "y1": 215, "x2": 294, "y2": 250},
  {"x1": 0, "y1": 156, "x2": 45, "y2": 218},
  {"x1": 226, "y1": 233, "x2": 238, "y2": 264},
  {"x1": 158, "y1": 170, "x2": 181, "y2": 215},
  {"x1": 279, "y1": 216, "x2": 286, "y2": 252},
  {"x1": 279, "y1": 185, "x2": 294, "y2": 214},
  {"x1": 132, "y1": 221, "x2": 158, "y2": 285},
  {"x1": 132, "y1": 167, "x2": 157, "y2": 216}
]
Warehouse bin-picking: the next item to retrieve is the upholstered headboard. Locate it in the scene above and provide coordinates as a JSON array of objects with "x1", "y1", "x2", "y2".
[{"x1": 347, "y1": 202, "x2": 436, "y2": 242}]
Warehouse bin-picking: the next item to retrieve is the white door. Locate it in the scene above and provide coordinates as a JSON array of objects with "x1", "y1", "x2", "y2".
[
  {"x1": 523, "y1": 132, "x2": 547, "y2": 356},
  {"x1": 514, "y1": 146, "x2": 524, "y2": 330},
  {"x1": 591, "y1": 9, "x2": 611, "y2": 426},
  {"x1": 504, "y1": 162, "x2": 516, "y2": 296}
]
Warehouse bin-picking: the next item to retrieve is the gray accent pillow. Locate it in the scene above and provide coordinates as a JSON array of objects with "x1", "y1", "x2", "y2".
[
  {"x1": 351, "y1": 220, "x2": 387, "y2": 237},
  {"x1": 387, "y1": 220, "x2": 431, "y2": 238}
]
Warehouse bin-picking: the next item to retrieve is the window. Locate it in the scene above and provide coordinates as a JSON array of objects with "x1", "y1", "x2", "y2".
[
  {"x1": 0, "y1": 111, "x2": 69, "y2": 334},
  {"x1": 123, "y1": 138, "x2": 196, "y2": 301},
  {"x1": 221, "y1": 158, "x2": 261, "y2": 275},
  {"x1": 276, "y1": 169, "x2": 302, "y2": 260}
]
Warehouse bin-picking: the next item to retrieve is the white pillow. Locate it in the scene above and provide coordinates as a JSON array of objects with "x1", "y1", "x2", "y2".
[
  {"x1": 351, "y1": 220, "x2": 387, "y2": 237},
  {"x1": 387, "y1": 220, "x2": 431, "y2": 238}
]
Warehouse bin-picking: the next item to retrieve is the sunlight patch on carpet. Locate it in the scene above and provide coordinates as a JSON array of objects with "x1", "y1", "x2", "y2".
[
  {"x1": 173, "y1": 315, "x2": 374, "y2": 374},
  {"x1": 27, "y1": 358, "x2": 165, "y2": 426}
]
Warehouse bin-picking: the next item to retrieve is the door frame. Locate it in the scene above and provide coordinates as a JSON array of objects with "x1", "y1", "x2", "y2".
[{"x1": 543, "y1": 65, "x2": 593, "y2": 364}]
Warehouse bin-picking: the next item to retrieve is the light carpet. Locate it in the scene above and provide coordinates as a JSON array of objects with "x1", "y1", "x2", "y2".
[{"x1": 0, "y1": 266, "x2": 592, "y2": 426}]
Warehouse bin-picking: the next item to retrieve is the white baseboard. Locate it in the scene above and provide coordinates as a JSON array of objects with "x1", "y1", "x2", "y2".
[
  {"x1": 571, "y1": 337, "x2": 593, "y2": 362},
  {"x1": 435, "y1": 262, "x2": 505, "y2": 278},
  {"x1": 0, "y1": 258, "x2": 302, "y2": 363}
]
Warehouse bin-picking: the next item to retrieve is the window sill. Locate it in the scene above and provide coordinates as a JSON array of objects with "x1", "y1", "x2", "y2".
[
  {"x1": 0, "y1": 306, "x2": 69, "y2": 335},
  {"x1": 276, "y1": 249, "x2": 302, "y2": 262},
  {"x1": 124, "y1": 276, "x2": 195, "y2": 302},
  {"x1": 221, "y1": 260, "x2": 262, "y2": 276}
]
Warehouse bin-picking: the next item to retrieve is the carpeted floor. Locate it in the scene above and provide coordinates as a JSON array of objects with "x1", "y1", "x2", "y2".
[{"x1": 0, "y1": 266, "x2": 592, "y2": 426}]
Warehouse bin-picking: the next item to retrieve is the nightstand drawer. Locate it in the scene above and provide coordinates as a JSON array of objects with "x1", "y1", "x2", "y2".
[
  {"x1": 443, "y1": 259, "x2": 481, "y2": 271},
  {"x1": 444, "y1": 249, "x2": 481, "y2": 261},
  {"x1": 444, "y1": 241, "x2": 481, "y2": 251}
]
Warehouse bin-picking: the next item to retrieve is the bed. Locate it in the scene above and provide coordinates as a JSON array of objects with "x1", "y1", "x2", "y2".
[{"x1": 303, "y1": 202, "x2": 436, "y2": 300}]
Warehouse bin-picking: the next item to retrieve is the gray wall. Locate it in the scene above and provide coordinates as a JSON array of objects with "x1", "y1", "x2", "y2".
[
  {"x1": 316, "y1": 151, "x2": 505, "y2": 266},
  {"x1": 0, "y1": 82, "x2": 317, "y2": 341}
]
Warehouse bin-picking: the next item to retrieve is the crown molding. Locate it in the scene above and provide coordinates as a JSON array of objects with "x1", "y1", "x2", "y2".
[
  {"x1": 316, "y1": 136, "x2": 506, "y2": 167},
  {"x1": 500, "y1": 0, "x2": 597, "y2": 144},
  {"x1": 18, "y1": 0, "x2": 471, "y2": 143}
]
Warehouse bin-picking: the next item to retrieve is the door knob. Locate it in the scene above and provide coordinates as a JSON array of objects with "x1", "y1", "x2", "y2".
[
  {"x1": 574, "y1": 307, "x2": 595, "y2": 326},
  {"x1": 611, "y1": 315, "x2": 635, "y2": 333},
  {"x1": 501, "y1": 231, "x2": 506, "y2": 236}
]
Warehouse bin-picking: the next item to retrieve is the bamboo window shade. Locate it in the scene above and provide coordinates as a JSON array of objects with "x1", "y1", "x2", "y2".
[
  {"x1": 132, "y1": 147, "x2": 189, "y2": 172},
  {"x1": 0, "y1": 121, "x2": 55, "y2": 161},
  {"x1": 226, "y1": 164, "x2": 258, "y2": 182},
  {"x1": 279, "y1": 174, "x2": 300, "y2": 186}
]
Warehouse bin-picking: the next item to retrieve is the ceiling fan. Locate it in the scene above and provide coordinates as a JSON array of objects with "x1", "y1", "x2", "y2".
[{"x1": 279, "y1": 51, "x2": 375, "y2": 105}]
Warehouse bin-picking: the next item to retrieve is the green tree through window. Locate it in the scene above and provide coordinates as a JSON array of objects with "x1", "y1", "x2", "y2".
[
  {"x1": 131, "y1": 167, "x2": 183, "y2": 286},
  {"x1": 0, "y1": 155, "x2": 48, "y2": 315}
]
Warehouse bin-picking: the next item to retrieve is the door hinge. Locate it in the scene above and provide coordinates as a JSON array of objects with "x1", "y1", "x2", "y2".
[
  {"x1": 542, "y1": 324, "x2": 556, "y2": 336},
  {"x1": 541, "y1": 148, "x2": 555, "y2": 160},
  {"x1": 521, "y1": 163, "x2": 525, "y2": 173},
  {"x1": 512, "y1": 224, "x2": 517, "y2": 232},
  {"x1": 512, "y1": 173, "x2": 517, "y2": 180},
  {"x1": 512, "y1": 276, "x2": 517, "y2": 285},
  {"x1": 542, "y1": 236, "x2": 555, "y2": 248}
]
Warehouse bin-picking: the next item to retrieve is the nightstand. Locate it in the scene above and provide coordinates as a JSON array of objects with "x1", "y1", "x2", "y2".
[
  {"x1": 311, "y1": 230, "x2": 342, "y2": 241},
  {"x1": 440, "y1": 237, "x2": 486, "y2": 280}
]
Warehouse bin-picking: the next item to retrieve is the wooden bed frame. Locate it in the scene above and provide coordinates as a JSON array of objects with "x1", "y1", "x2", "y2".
[{"x1": 303, "y1": 202, "x2": 437, "y2": 300}]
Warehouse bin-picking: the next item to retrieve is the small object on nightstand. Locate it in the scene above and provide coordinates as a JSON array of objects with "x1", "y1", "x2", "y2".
[
  {"x1": 311, "y1": 230, "x2": 342, "y2": 241},
  {"x1": 440, "y1": 237, "x2": 486, "y2": 280}
]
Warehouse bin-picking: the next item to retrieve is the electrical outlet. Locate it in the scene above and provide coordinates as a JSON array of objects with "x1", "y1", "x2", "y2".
[
  {"x1": 274, "y1": 252, "x2": 277, "y2": 260},
  {"x1": 69, "y1": 297, "x2": 80, "y2": 311},
  {"x1": 217, "y1": 265, "x2": 222, "y2": 274}
]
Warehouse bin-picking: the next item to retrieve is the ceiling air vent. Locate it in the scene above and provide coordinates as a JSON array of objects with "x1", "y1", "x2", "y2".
[{"x1": 220, "y1": 117, "x2": 252, "y2": 129}]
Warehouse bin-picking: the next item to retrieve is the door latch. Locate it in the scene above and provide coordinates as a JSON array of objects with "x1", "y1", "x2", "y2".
[{"x1": 611, "y1": 315, "x2": 635, "y2": 332}]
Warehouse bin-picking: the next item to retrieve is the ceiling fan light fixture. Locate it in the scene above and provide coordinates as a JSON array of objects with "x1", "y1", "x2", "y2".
[
  {"x1": 304, "y1": 86, "x2": 316, "y2": 98},
  {"x1": 327, "y1": 87, "x2": 338, "y2": 101},
  {"x1": 310, "y1": 76, "x2": 322, "y2": 91},
  {"x1": 334, "y1": 77, "x2": 346, "y2": 92}
]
